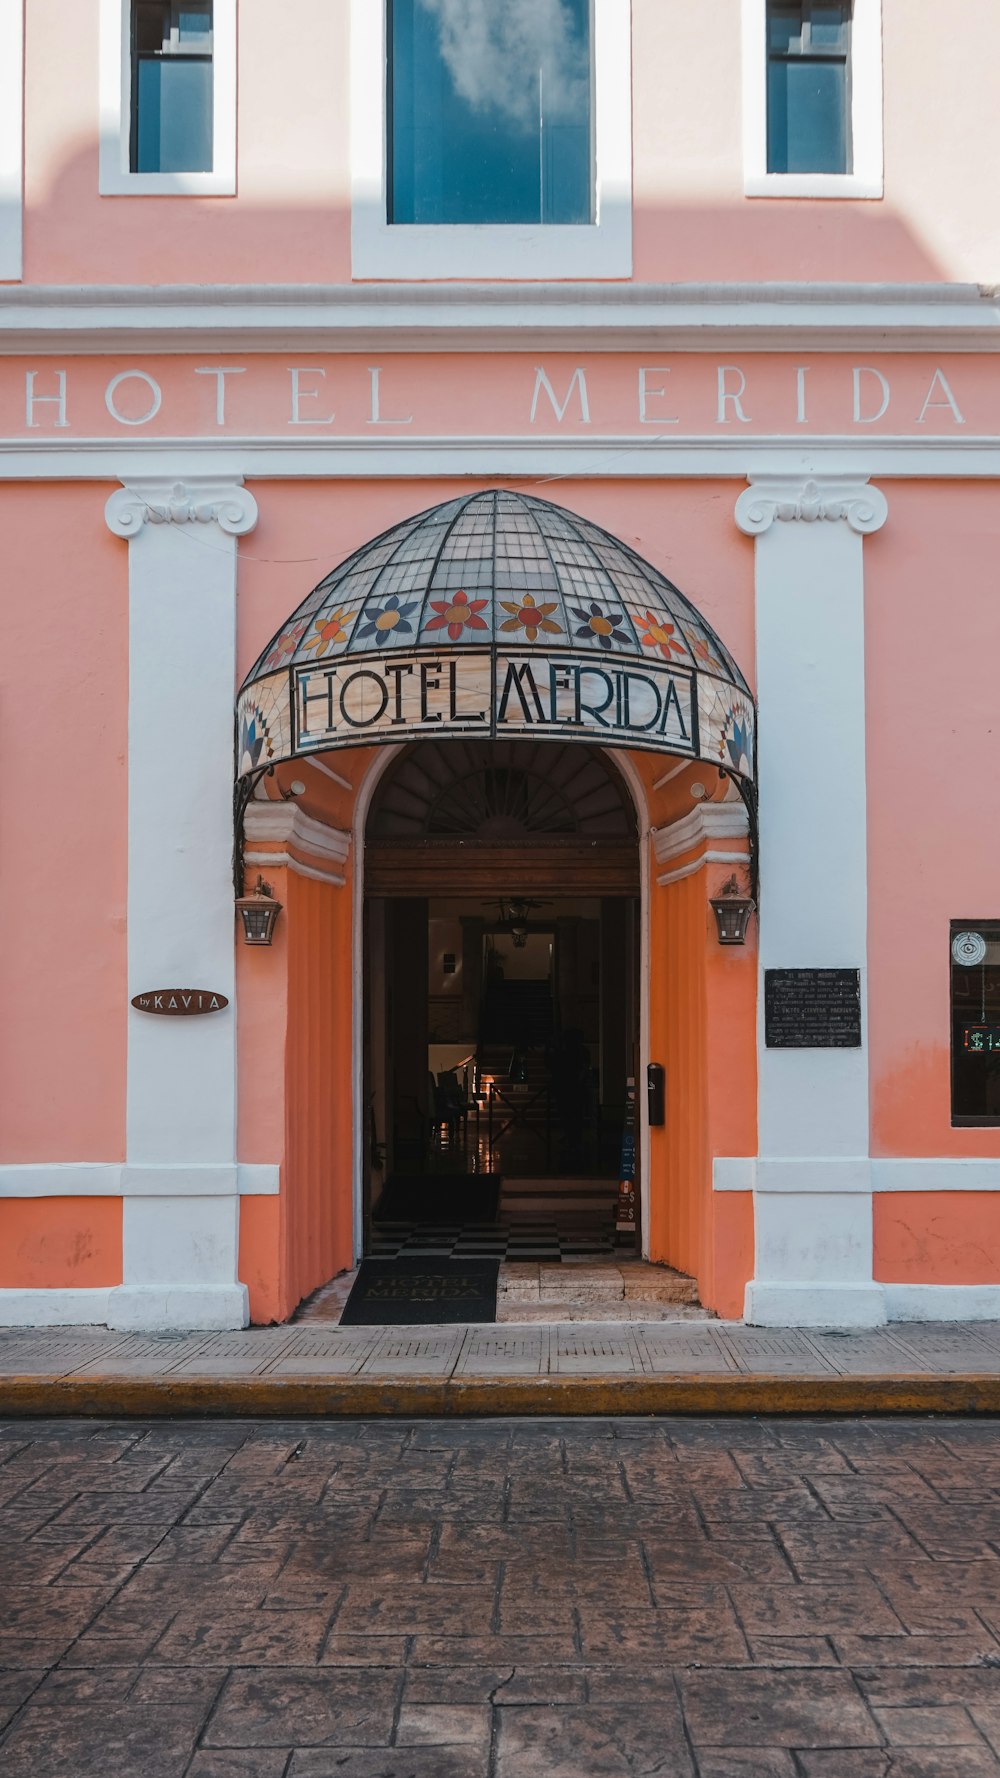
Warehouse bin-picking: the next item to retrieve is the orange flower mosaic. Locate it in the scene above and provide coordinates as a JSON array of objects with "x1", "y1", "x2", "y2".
[
  {"x1": 424, "y1": 589, "x2": 489, "y2": 641},
  {"x1": 263, "y1": 620, "x2": 308, "y2": 669},
  {"x1": 683, "y1": 626, "x2": 724, "y2": 673},
  {"x1": 301, "y1": 608, "x2": 353, "y2": 657},
  {"x1": 636, "y1": 612, "x2": 685, "y2": 661},
  {"x1": 499, "y1": 594, "x2": 563, "y2": 642}
]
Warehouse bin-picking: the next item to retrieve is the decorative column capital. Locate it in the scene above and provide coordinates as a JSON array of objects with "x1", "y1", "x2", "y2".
[
  {"x1": 735, "y1": 474, "x2": 888, "y2": 538},
  {"x1": 105, "y1": 477, "x2": 259, "y2": 539}
]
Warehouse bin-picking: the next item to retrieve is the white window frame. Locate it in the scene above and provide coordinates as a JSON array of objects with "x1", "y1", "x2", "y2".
[
  {"x1": 0, "y1": 0, "x2": 24, "y2": 279},
  {"x1": 99, "y1": 0, "x2": 236, "y2": 196},
  {"x1": 742, "y1": 0, "x2": 883, "y2": 199},
  {"x1": 351, "y1": 0, "x2": 632, "y2": 281}
]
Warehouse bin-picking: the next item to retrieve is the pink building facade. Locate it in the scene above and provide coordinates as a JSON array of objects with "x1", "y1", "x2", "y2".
[{"x1": 2, "y1": 0, "x2": 1000, "y2": 1331}]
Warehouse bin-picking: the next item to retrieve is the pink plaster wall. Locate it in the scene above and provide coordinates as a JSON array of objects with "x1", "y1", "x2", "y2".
[
  {"x1": 16, "y1": 0, "x2": 1000, "y2": 288},
  {"x1": 866, "y1": 481, "x2": 1000, "y2": 1158},
  {"x1": 0, "y1": 483, "x2": 128, "y2": 1160}
]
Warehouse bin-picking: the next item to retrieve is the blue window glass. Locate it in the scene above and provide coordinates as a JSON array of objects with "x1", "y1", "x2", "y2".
[
  {"x1": 388, "y1": 0, "x2": 593, "y2": 225},
  {"x1": 767, "y1": 1, "x2": 851, "y2": 175},
  {"x1": 132, "y1": 0, "x2": 213, "y2": 174}
]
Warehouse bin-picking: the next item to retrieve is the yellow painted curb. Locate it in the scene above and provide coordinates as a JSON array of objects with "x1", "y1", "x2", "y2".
[{"x1": 2, "y1": 1372, "x2": 1000, "y2": 1417}]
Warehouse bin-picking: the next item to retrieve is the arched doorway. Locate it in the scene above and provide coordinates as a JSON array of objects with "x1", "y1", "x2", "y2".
[
  {"x1": 363, "y1": 738, "x2": 641, "y2": 1258},
  {"x1": 236, "y1": 489, "x2": 756, "y2": 1321}
]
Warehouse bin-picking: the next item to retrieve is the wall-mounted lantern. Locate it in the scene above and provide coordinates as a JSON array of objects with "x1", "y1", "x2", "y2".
[
  {"x1": 236, "y1": 876, "x2": 283, "y2": 946},
  {"x1": 710, "y1": 873, "x2": 755, "y2": 946}
]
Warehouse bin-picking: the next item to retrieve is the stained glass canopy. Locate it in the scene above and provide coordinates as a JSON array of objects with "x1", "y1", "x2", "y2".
[{"x1": 236, "y1": 491, "x2": 755, "y2": 783}]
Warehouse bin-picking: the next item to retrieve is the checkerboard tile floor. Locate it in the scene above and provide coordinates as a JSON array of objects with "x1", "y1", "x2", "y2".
[{"x1": 368, "y1": 1215, "x2": 620, "y2": 1260}]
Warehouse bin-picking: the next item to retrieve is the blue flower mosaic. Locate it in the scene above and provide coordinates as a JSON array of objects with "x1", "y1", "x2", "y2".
[
  {"x1": 570, "y1": 601, "x2": 627, "y2": 650},
  {"x1": 356, "y1": 596, "x2": 419, "y2": 647}
]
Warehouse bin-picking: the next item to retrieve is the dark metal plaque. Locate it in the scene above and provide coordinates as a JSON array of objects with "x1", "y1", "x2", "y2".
[
  {"x1": 764, "y1": 969, "x2": 862, "y2": 1049},
  {"x1": 131, "y1": 990, "x2": 229, "y2": 1016}
]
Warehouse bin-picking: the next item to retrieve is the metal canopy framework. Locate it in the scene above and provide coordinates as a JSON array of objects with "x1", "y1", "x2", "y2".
[{"x1": 237, "y1": 490, "x2": 755, "y2": 788}]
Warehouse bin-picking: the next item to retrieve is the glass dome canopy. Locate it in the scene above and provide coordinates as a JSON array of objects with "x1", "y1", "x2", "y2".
[{"x1": 237, "y1": 490, "x2": 755, "y2": 784}]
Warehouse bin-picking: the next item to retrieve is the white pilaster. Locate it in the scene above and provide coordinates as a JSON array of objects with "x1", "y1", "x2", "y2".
[
  {"x1": 735, "y1": 474, "x2": 888, "y2": 1327},
  {"x1": 105, "y1": 477, "x2": 258, "y2": 1330}
]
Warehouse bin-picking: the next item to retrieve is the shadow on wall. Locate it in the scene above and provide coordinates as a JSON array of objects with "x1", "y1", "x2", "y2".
[{"x1": 9, "y1": 140, "x2": 958, "y2": 286}]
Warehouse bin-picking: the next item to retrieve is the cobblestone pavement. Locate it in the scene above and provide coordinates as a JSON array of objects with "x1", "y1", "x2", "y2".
[{"x1": 2, "y1": 1417, "x2": 1000, "y2": 1776}]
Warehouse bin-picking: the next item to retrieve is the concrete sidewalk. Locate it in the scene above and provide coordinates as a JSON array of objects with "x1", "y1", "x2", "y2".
[{"x1": 2, "y1": 1318, "x2": 1000, "y2": 1416}]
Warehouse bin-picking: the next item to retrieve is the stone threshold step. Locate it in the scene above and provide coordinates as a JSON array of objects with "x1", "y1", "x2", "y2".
[
  {"x1": 498, "y1": 1261, "x2": 701, "y2": 1308},
  {"x1": 496, "y1": 1303, "x2": 713, "y2": 1323}
]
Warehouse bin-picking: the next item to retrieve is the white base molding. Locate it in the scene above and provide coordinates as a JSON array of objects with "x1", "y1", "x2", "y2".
[
  {"x1": 0, "y1": 1163, "x2": 279, "y2": 1197},
  {"x1": 106, "y1": 1284, "x2": 249, "y2": 1332},
  {"x1": 744, "y1": 1281, "x2": 888, "y2": 1328},
  {"x1": 716, "y1": 1155, "x2": 1000, "y2": 1193},
  {"x1": 0, "y1": 1288, "x2": 113, "y2": 1327},
  {"x1": 884, "y1": 1284, "x2": 1000, "y2": 1322}
]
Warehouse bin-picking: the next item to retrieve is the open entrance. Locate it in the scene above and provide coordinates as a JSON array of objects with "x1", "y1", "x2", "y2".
[
  {"x1": 363, "y1": 739, "x2": 640, "y2": 1261},
  {"x1": 235, "y1": 487, "x2": 758, "y2": 1324}
]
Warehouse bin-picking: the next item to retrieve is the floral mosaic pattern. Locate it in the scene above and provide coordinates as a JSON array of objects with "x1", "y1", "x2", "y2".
[
  {"x1": 571, "y1": 601, "x2": 627, "y2": 650},
  {"x1": 356, "y1": 595, "x2": 419, "y2": 647},
  {"x1": 424, "y1": 590, "x2": 490, "y2": 641},
  {"x1": 238, "y1": 490, "x2": 755, "y2": 782},
  {"x1": 301, "y1": 608, "x2": 353, "y2": 658},
  {"x1": 636, "y1": 612, "x2": 685, "y2": 661},
  {"x1": 499, "y1": 594, "x2": 563, "y2": 642},
  {"x1": 262, "y1": 619, "x2": 308, "y2": 671},
  {"x1": 683, "y1": 625, "x2": 724, "y2": 674}
]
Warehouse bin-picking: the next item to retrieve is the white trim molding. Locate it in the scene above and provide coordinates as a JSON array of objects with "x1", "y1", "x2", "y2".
[
  {"x1": 884, "y1": 1285, "x2": 1000, "y2": 1323},
  {"x1": 104, "y1": 473, "x2": 257, "y2": 1332},
  {"x1": 652, "y1": 801, "x2": 750, "y2": 866},
  {"x1": 653, "y1": 800, "x2": 750, "y2": 887},
  {"x1": 742, "y1": 0, "x2": 883, "y2": 200},
  {"x1": 718, "y1": 1156, "x2": 1000, "y2": 1195},
  {"x1": 735, "y1": 474, "x2": 889, "y2": 536},
  {"x1": 3, "y1": 283, "x2": 1000, "y2": 354},
  {"x1": 243, "y1": 803, "x2": 351, "y2": 885},
  {"x1": 8, "y1": 438, "x2": 1000, "y2": 486},
  {"x1": 105, "y1": 476, "x2": 258, "y2": 536},
  {"x1": 0, "y1": 1163, "x2": 279, "y2": 1197},
  {"x1": 0, "y1": 0, "x2": 23, "y2": 280},
  {"x1": 99, "y1": 0, "x2": 237, "y2": 197},
  {"x1": 656, "y1": 850, "x2": 751, "y2": 889},
  {"x1": 0, "y1": 1289, "x2": 113, "y2": 1328},
  {"x1": 737, "y1": 471, "x2": 887, "y2": 1329},
  {"x1": 350, "y1": 0, "x2": 632, "y2": 280},
  {"x1": 873, "y1": 1159, "x2": 1000, "y2": 1192}
]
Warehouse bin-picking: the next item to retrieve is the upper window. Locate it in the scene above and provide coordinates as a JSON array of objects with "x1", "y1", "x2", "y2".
[
  {"x1": 387, "y1": 0, "x2": 593, "y2": 226},
  {"x1": 0, "y1": 0, "x2": 24, "y2": 280},
  {"x1": 766, "y1": 2, "x2": 851, "y2": 175},
  {"x1": 741, "y1": 0, "x2": 882, "y2": 198},
  {"x1": 351, "y1": 0, "x2": 632, "y2": 279},
  {"x1": 99, "y1": 0, "x2": 236, "y2": 195},
  {"x1": 131, "y1": 1, "x2": 213, "y2": 175}
]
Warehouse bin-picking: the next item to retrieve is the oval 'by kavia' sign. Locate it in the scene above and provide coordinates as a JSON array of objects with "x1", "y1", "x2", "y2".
[{"x1": 131, "y1": 990, "x2": 229, "y2": 1016}]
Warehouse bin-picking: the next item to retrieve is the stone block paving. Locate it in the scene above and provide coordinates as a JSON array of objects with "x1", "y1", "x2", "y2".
[
  {"x1": 5, "y1": 1316, "x2": 1000, "y2": 1382},
  {"x1": 3, "y1": 1418, "x2": 1000, "y2": 1774}
]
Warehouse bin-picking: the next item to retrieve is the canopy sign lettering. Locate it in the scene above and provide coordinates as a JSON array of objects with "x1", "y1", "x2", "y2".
[{"x1": 291, "y1": 650, "x2": 697, "y2": 754}]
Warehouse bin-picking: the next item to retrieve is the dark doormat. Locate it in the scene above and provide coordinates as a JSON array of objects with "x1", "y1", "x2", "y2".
[
  {"x1": 373, "y1": 1173, "x2": 501, "y2": 1225},
  {"x1": 339, "y1": 1257, "x2": 500, "y2": 1326}
]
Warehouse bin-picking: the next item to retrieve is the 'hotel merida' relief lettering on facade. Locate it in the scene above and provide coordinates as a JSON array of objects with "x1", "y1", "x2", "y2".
[
  {"x1": 9, "y1": 360, "x2": 972, "y2": 435},
  {"x1": 294, "y1": 653, "x2": 695, "y2": 753}
]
